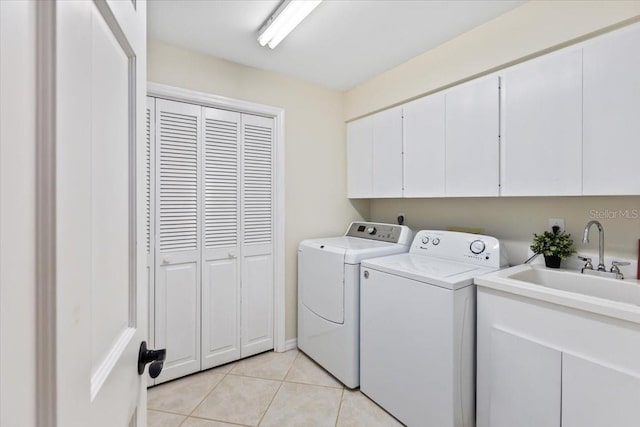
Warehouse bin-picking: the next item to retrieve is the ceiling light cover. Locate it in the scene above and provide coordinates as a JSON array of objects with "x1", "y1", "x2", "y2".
[{"x1": 258, "y1": 0, "x2": 322, "y2": 49}]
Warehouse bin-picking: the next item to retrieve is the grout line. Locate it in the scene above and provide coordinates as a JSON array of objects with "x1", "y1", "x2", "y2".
[
  {"x1": 282, "y1": 379, "x2": 344, "y2": 390},
  {"x1": 334, "y1": 388, "x2": 346, "y2": 427},
  {"x1": 256, "y1": 379, "x2": 285, "y2": 426},
  {"x1": 184, "y1": 366, "x2": 232, "y2": 419},
  {"x1": 186, "y1": 414, "x2": 253, "y2": 427}
]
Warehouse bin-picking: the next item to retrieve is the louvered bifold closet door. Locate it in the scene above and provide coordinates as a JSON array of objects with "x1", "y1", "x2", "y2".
[
  {"x1": 201, "y1": 107, "x2": 242, "y2": 369},
  {"x1": 154, "y1": 99, "x2": 202, "y2": 383},
  {"x1": 240, "y1": 114, "x2": 275, "y2": 357},
  {"x1": 146, "y1": 96, "x2": 156, "y2": 386}
]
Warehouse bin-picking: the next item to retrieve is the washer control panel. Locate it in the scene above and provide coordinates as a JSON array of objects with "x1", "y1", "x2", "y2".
[
  {"x1": 410, "y1": 230, "x2": 507, "y2": 268},
  {"x1": 345, "y1": 222, "x2": 413, "y2": 245}
]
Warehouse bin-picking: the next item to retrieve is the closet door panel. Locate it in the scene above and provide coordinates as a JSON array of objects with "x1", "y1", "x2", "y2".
[
  {"x1": 241, "y1": 250, "x2": 274, "y2": 357},
  {"x1": 241, "y1": 114, "x2": 274, "y2": 357},
  {"x1": 201, "y1": 107, "x2": 241, "y2": 369},
  {"x1": 154, "y1": 98, "x2": 201, "y2": 383}
]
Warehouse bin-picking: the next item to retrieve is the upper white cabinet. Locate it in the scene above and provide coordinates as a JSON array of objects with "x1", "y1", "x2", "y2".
[
  {"x1": 347, "y1": 107, "x2": 402, "y2": 198},
  {"x1": 346, "y1": 22, "x2": 640, "y2": 199},
  {"x1": 403, "y1": 93, "x2": 446, "y2": 197},
  {"x1": 446, "y1": 76, "x2": 500, "y2": 197},
  {"x1": 372, "y1": 107, "x2": 403, "y2": 198},
  {"x1": 583, "y1": 24, "x2": 640, "y2": 195},
  {"x1": 347, "y1": 116, "x2": 373, "y2": 198},
  {"x1": 501, "y1": 49, "x2": 583, "y2": 196}
]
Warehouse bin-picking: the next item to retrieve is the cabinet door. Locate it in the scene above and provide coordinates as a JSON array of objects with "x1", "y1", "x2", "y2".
[
  {"x1": 371, "y1": 107, "x2": 403, "y2": 198},
  {"x1": 347, "y1": 116, "x2": 373, "y2": 198},
  {"x1": 445, "y1": 76, "x2": 500, "y2": 197},
  {"x1": 201, "y1": 107, "x2": 241, "y2": 369},
  {"x1": 562, "y1": 353, "x2": 640, "y2": 427},
  {"x1": 501, "y1": 49, "x2": 582, "y2": 196},
  {"x1": 403, "y1": 93, "x2": 446, "y2": 197},
  {"x1": 240, "y1": 114, "x2": 275, "y2": 358},
  {"x1": 583, "y1": 24, "x2": 640, "y2": 195},
  {"x1": 487, "y1": 329, "x2": 561, "y2": 427},
  {"x1": 154, "y1": 99, "x2": 201, "y2": 383}
]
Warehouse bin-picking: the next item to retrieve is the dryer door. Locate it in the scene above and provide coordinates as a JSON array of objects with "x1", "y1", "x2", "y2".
[{"x1": 300, "y1": 243, "x2": 346, "y2": 324}]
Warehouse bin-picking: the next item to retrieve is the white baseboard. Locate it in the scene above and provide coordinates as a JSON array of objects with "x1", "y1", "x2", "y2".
[{"x1": 284, "y1": 338, "x2": 298, "y2": 351}]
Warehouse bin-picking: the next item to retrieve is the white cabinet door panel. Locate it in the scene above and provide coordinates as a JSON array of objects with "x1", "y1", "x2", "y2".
[
  {"x1": 241, "y1": 114, "x2": 274, "y2": 357},
  {"x1": 372, "y1": 107, "x2": 403, "y2": 198},
  {"x1": 501, "y1": 49, "x2": 582, "y2": 196},
  {"x1": 583, "y1": 24, "x2": 640, "y2": 195},
  {"x1": 241, "y1": 251, "x2": 274, "y2": 357},
  {"x1": 445, "y1": 76, "x2": 500, "y2": 197},
  {"x1": 488, "y1": 328, "x2": 561, "y2": 427},
  {"x1": 403, "y1": 94, "x2": 446, "y2": 197},
  {"x1": 202, "y1": 259, "x2": 240, "y2": 368},
  {"x1": 201, "y1": 107, "x2": 242, "y2": 369},
  {"x1": 154, "y1": 99, "x2": 201, "y2": 383},
  {"x1": 155, "y1": 261, "x2": 200, "y2": 382},
  {"x1": 347, "y1": 117, "x2": 373, "y2": 198},
  {"x1": 562, "y1": 353, "x2": 640, "y2": 427}
]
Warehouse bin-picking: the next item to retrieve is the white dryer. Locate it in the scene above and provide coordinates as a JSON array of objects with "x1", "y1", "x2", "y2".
[
  {"x1": 360, "y1": 230, "x2": 507, "y2": 427},
  {"x1": 298, "y1": 222, "x2": 413, "y2": 388}
]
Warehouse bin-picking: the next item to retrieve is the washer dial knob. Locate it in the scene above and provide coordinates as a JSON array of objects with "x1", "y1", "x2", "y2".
[
  {"x1": 470, "y1": 239, "x2": 486, "y2": 254},
  {"x1": 432, "y1": 238, "x2": 440, "y2": 246},
  {"x1": 421, "y1": 236, "x2": 430, "y2": 244},
  {"x1": 367, "y1": 227, "x2": 377, "y2": 235}
]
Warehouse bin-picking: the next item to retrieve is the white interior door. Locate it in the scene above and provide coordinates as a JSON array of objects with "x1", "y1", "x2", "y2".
[
  {"x1": 55, "y1": 1, "x2": 148, "y2": 426},
  {"x1": 241, "y1": 114, "x2": 275, "y2": 357},
  {"x1": 154, "y1": 98, "x2": 202, "y2": 383},
  {"x1": 201, "y1": 107, "x2": 242, "y2": 369},
  {"x1": 146, "y1": 96, "x2": 156, "y2": 387}
]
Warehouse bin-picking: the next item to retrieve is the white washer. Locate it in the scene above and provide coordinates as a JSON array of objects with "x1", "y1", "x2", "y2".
[
  {"x1": 360, "y1": 230, "x2": 507, "y2": 427},
  {"x1": 298, "y1": 222, "x2": 413, "y2": 388}
]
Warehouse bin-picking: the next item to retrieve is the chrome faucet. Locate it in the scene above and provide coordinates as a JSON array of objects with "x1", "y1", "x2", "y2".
[{"x1": 582, "y1": 220, "x2": 606, "y2": 271}]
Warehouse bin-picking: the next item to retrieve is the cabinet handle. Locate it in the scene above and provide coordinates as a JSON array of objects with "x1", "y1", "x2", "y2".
[
  {"x1": 161, "y1": 257, "x2": 171, "y2": 265},
  {"x1": 228, "y1": 250, "x2": 237, "y2": 259}
]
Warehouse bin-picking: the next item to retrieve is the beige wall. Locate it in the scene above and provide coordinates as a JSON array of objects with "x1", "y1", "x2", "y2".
[
  {"x1": 371, "y1": 197, "x2": 640, "y2": 263},
  {"x1": 148, "y1": 40, "x2": 369, "y2": 340},
  {"x1": 345, "y1": 1, "x2": 640, "y2": 264}
]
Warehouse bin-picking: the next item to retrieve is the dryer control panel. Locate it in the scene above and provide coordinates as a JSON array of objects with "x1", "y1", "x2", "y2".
[
  {"x1": 345, "y1": 222, "x2": 412, "y2": 245},
  {"x1": 410, "y1": 230, "x2": 508, "y2": 268}
]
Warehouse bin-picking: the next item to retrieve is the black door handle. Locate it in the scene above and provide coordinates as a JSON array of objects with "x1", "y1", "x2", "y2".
[{"x1": 138, "y1": 341, "x2": 166, "y2": 379}]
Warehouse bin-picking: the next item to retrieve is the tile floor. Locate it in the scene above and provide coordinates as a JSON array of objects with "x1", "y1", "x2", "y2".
[{"x1": 148, "y1": 348, "x2": 403, "y2": 427}]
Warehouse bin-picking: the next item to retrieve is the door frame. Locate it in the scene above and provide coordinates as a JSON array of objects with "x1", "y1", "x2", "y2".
[{"x1": 147, "y1": 82, "x2": 287, "y2": 353}]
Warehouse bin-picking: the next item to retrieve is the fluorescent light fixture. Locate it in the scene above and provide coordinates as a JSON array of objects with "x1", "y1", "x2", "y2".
[{"x1": 258, "y1": 0, "x2": 322, "y2": 49}]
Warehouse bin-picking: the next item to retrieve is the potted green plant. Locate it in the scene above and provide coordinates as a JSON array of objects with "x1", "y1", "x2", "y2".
[{"x1": 530, "y1": 226, "x2": 576, "y2": 268}]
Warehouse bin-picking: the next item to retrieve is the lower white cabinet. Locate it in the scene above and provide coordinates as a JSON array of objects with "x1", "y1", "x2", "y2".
[
  {"x1": 487, "y1": 329, "x2": 561, "y2": 427},
  {"x1": 477, "y1": 288, "x2": 640, "y2": 427},
  {"x1": 148, "y1": 96, "x2": 275, "y2": 384}
]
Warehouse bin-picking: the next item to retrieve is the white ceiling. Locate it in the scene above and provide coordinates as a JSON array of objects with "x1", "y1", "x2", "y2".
[{"x1": 148, "y1": 0, "x2": 526, "y2": 91}]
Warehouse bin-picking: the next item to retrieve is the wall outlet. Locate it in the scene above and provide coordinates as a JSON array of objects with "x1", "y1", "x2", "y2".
[
  {"x1": 548, "y1": 218, "x2": 565, "y2": 233},
  {"x1": 397, "y1": 212, "x2": 405, "y2": 225}
]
